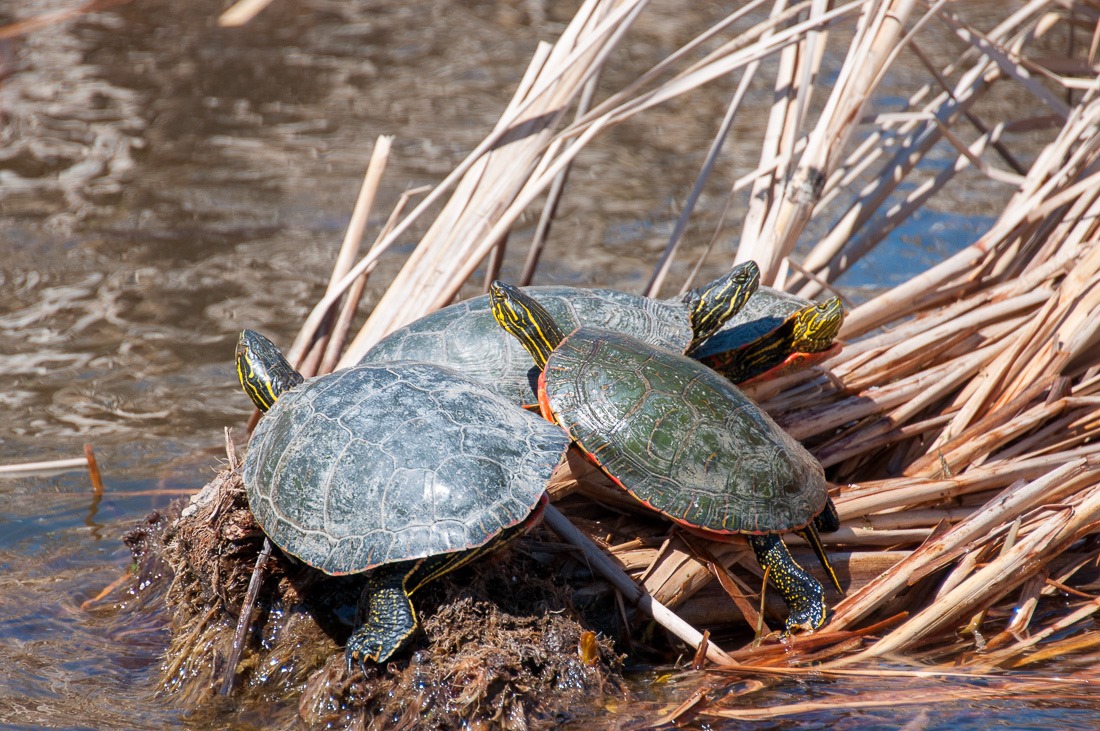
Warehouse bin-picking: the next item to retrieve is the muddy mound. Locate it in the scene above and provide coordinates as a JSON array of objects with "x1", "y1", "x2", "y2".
[{"x1": 142, "y1": 464, "x2": 623, "y2": 729}]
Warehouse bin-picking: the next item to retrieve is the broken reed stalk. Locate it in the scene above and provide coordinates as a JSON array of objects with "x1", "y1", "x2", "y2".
[
  {"x1": 312, "y1": 0, "x2": 870, "y2": 369},
  {"x1": 83, "y1": 443, "x2": 104, "y2": 495},
  {"x1": 219, "y1": 537, "x2": 272, "y2": 695},
  {"x1": 0, "y1": 456, "x2": 89, "y2": 474},
  {"x1": 218, "y1": 0, "x2": 272, "y2": 27},
  {"x1": 643, "y1": 0, "x2": 789, "y2": 298},
  {"x1": 543, "y1": 505, "x2": 737, "y2": 666},
  {"x1": 698, "y1": 670, "x2": 1100, "y2": 722},
  {"x1": 335, "y1": 0, "x2": 655, "y2": 365}
]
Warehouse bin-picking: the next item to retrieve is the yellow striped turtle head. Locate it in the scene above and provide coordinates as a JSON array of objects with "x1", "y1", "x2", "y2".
[
  {"x1": 683, "y1": 260, "x2": 760, "y2": 343},
  {"x1": 489, "y1": 281, "x2": 565, "y2": 370},
  {"x1": 790, "y1": 296, "x2": 844, "y2": 352},
  {"x1": 235, "y1": 329, "x2": 304, "y2": 412}
]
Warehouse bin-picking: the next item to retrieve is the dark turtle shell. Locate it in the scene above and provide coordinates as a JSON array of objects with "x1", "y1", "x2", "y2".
[
  {"x1": 360, "y1": 286, "x2": 691, "y2": 404},
  {"x1": 690, "y1": 286, "x2": 812, "y2": 361},
  {"x1": 244, "y1": 361, "x2": 570, "y2": 575},
  {"x1": 542, "y1": 328, "x2": 827, "y2": 534}
]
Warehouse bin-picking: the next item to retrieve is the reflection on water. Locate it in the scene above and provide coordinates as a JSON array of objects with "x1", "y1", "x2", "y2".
[{"x1": 0, "y1": 0, "x2": 1086, "y2": 728}]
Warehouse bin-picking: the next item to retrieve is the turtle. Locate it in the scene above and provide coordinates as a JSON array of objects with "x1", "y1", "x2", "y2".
[
  {"x1": 358, "y1": 261, "x2": 762, "y2": 405},
  {"x1": 691, "y1": 286, "x2": 845, "y2": 385},
  {"x1": 235, "y1": 329, "x2": 571, "y2": 669},
  {"x1": 488, "y1": 281, "x2": 841, "y2": 632}
]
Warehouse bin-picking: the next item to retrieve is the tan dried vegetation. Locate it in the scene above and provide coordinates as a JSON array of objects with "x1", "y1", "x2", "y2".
[{"x1": 241, "y1": 0, "x2": 1100, "y2": 722}]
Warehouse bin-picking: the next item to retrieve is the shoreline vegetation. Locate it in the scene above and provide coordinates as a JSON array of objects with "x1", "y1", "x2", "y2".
[
  {"x1": 12, "y1": 0, "x2": 1100, "y2": 726},
  {"x1": 288, "y1": 0, "x2": 1100, "y2": 677}
]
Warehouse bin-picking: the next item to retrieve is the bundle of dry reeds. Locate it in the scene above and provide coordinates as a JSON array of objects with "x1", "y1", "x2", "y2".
[{"x1": 271, "y1": 0, "x2": 1100, "y2": 690}]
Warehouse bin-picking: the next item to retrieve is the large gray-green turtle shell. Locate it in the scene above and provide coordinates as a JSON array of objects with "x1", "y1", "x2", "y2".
[
  {"x1": 359, "y1": 286, "x2": 691, "y2": 404},
  {"x1": 244, "y1": 361, "x2": 570, "y2": 575},
  {"x1": 544, "y1": 328, "x2": 828, "y2": 535}
]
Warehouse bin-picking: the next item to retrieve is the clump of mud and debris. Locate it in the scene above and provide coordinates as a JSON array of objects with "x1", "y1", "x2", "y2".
[{"x1": 132, "y1": 463, "x2": 624, "y2": 729}]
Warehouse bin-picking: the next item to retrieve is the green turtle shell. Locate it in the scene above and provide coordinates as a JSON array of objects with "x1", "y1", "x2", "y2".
[
  {"x1": 689, "y1": 286, "x2": 812, "y2": 361},
  {"x1": 543, "y1": 328, "x2": 827, "y2": 535},
  {"x1": 359, "y1": 286, "x2": 691, "y2": 404},
  {"x1": 244, "y1": 361, "x2": 570, "y2": 575}
]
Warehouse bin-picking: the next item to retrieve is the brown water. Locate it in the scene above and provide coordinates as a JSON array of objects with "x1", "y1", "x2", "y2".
[{"x1": 1, "y1": 0, "x2": 1094, "y2": 728}]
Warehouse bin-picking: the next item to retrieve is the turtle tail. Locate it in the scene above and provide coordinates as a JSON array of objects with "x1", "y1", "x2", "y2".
[{"x1": 795, "y1": 521, "x2": 844, "y2": 595}]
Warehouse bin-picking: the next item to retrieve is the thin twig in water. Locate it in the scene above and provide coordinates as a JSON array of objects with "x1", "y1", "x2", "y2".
[{"x1": 220, "y1": 538, "x2": 273, "y2": 696}]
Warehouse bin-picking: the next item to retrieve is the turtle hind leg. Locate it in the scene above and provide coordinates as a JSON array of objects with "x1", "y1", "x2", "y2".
[
  {"x1": 346, "y1": 562, "x2": 419, "y2": 672},
  {"x1": 748, "y1": 533, "x2": 826, "y2": 633}
]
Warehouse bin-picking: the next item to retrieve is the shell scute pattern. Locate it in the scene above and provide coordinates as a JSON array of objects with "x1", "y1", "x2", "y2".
[
  {"x1": 244, "y1": 361, "x2": 569, "y2": 576},
  {"x1": 360, "y1": 287, "x2": 690, "y2": 403},
  {"x1": 545, "y1": 329, "x2": 826, "y2": 535}
]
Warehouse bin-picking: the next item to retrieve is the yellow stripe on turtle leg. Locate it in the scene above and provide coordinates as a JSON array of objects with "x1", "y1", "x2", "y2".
[{"x1": 346, "y1": 562, "x2": 421, "y2": 671}]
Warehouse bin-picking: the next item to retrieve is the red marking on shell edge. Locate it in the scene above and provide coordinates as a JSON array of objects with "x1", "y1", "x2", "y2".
[
  {"x1": 740, "y1": 343, "x2": 843, "y2": 385},
  {"x1": 525, "y1": 493, "x2": 549, "y2": 530},
  {"x1": 575, "y1": 454, "x2": 819, "y2": 538}
]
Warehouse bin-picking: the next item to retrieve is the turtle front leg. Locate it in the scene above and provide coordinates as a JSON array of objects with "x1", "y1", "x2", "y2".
[
  {"x1": 346, "y1": 562, "x2": 418, "y2": 672},
  {"x1": 747, "y1": 533, "x2": 826, "y2": 633}
]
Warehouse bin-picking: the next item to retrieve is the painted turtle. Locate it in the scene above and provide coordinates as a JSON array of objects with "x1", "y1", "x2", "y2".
[
  {"x1": 235, "y1": 330, "x2": 570, "y2": 668},
  {"x1": 692, "y1": 287, "x2": 844, "y2": 385},
  {"x1": 488, "y1": 282, "x2": 840, "y2": 632},
  {"x1": 358, "y1": 261, "x2": 761, "y2": 404}
]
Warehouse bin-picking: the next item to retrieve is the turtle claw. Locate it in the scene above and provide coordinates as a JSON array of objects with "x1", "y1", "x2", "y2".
[
  {"x1": 344, "y1": 649, "x2": 358, "y2": 677},
  {"x1": 344, "y1": 645, "x2": 370, "y2": 677},
  {"x1": 344, "y1": 622, "x2": 398, "y2": 670},
  {"x1": 783, "y1": 607, "x2": 827, "y2": 636}
]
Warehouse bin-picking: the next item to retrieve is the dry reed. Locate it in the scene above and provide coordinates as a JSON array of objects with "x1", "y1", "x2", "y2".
[{"x1": 249, "y1": 0, "x2": 1100, "y2": 720}]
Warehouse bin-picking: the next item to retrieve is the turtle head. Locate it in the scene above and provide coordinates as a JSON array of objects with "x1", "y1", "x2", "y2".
[
  {"x1": 489, "y1": 280, "x2": 564, "y2": 370},
  {"x1": 235, "y1": 329, "x2": 304, "y2": 412},
  {"x1": 791, "y1": 296, "x2": 845, "y2": 353},
  {"x1": 683, "y1": 260, "x2": 760, "y2": 344}
]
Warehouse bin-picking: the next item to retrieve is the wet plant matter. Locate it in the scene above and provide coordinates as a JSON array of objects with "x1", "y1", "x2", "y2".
[{"x1": 150, "y1": 463, "x2": 623, "y2": 730}]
